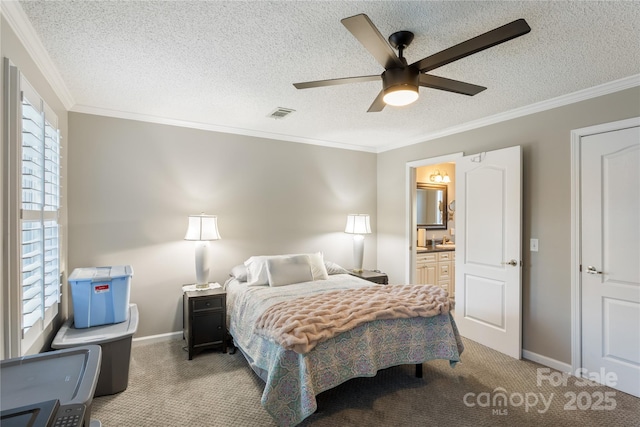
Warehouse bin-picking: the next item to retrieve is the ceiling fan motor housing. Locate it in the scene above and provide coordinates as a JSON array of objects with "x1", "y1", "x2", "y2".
[{"x1": 382, "y1": 67, "x2": 419, "y2": 95}]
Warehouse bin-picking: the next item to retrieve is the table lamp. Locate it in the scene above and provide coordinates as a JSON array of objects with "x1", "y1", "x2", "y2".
[
  {"x1": 344, "y1": 214, "x2": 371, "y2": 272},
  {"x1": 184, "y1": 213, "x2": 221, "y2": 288}
]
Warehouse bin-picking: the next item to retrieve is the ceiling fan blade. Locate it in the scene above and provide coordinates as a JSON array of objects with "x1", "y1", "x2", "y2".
[
  {"x1": 419, "y1": 74, "x2": 486, "y2": 96},
  {"x1": 367, "y1": 90, "x2": 386, "y2": 112},
  {"x1": 411, "y1": 19, "x2": 531, "y2": 73},
  {"x1": 293, "y1": 74, "x2": 381, "y2": 89},
  {"x1": 341, "y1": 14, "x2": 404, "y2": 70}
]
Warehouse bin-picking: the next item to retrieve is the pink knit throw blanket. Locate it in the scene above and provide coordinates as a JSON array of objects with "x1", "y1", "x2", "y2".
[{"x1": 255, "y1": 284, "x2": 450, "y2": 354}]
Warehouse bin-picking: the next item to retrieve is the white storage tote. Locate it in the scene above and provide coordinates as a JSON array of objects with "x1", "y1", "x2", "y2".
[{"x1": 68, "y1": 265, "x2": 133, "y2": 328}]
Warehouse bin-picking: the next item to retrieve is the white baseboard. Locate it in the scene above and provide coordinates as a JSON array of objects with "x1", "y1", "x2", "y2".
[
  {"x1": 132, "y1": 331, "x2": 182, "y2": 347},
  {"x1": 522, "y1": 349, "x2": 572, "y2": 373}
]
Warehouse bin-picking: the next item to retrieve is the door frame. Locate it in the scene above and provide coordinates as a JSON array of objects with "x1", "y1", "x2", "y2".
[
  {"x1": 405, "y1": 152, "x2": 463, "y2": 284},
  {"x1": 569, "y1": 116, "x2": 640, "y2": 374}
]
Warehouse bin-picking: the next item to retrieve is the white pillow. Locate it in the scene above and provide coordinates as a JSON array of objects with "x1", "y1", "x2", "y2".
[
  {"x1": 266, "y1": 255, "x2": 314, "y2": 287},
  {"x1": 244, "y1": 252, "x2": 328, "y2": 286},
  {"x1": 308, "y1": 252, "x2": 329, "y2": 280},
  {"x1": 324, "y1": 260, "x2": 351, "y2": 275},
  {"x1": 245, "y1": 255, "x2": 284, "y2": 286},
  {"x1": 230, "y1": 264, "x2": 248, "y2": 281}
]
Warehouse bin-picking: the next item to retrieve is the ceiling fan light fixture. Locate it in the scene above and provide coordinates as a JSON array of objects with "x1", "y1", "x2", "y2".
[
  {"x1": 381, "y1": 67, "x2": 420, "y2": 107},
  {"x1": 383, "y1": 86, "x2": 419, "y2": 106}
]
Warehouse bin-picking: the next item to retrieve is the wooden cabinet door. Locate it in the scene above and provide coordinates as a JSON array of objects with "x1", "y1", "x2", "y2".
[{"x1": 416, "y1": 253, "x2": 437, "y2": 285}]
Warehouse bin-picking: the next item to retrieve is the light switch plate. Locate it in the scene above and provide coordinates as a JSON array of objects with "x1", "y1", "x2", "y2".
[{"x1": 530, "y1": 238, "x2": 539, "y2": 252}]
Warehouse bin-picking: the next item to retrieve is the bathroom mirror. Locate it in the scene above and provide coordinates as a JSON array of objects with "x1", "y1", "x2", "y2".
[{"x1": 417, "y1": 183, "x2": 447, "y2": 229}]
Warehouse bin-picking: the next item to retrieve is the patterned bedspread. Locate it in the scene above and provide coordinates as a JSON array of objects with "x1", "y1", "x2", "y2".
[{"x1": 226, "y1": 274, "x2": 464, "y2": 426}]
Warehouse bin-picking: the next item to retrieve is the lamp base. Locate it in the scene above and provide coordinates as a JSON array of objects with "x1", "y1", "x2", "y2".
[
  {"x1": 194, "y1": 241, "x2": 211, "y2": 286},
  {"x1": 352, "y1": 234, "x2": 365, "y2": 272}
]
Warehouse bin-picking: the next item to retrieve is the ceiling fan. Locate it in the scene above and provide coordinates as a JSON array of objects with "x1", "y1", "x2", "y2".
[{"x1": 293, "y1": 14, "x2": 531, "y2": 112}]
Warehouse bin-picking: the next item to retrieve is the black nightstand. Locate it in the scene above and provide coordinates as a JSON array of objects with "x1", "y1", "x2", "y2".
[
  {"x1": 183, "y1": 287, "x2": 227, "y2": 360},
  {"x1": 349, "y1": 269, "x2": 389, "y2": 285}
]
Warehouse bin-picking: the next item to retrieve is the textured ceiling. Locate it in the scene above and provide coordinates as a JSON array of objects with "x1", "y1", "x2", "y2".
[{"x1": 13, "y1": 1, "x2": 640, "y2": 152}]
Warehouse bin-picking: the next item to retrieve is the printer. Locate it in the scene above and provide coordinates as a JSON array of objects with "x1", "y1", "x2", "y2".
[{"x1": 1, "y1": 345, "x2": 101, "y2": 427}]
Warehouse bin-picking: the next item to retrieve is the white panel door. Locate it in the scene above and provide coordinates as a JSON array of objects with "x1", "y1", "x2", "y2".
[
  {"x1": 581, "y1": 125, "x2": 640, "y2": 397},
  {"x1": 455, "y1": 146, "x2": 522, "y2": 359}
]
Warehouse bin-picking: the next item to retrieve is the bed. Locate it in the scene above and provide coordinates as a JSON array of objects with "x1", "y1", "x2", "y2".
[{"x1": 225, "y1": 253, "x2": 464, "y2": 426}]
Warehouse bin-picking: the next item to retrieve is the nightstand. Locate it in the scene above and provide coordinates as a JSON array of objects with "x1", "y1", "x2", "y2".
[
  {"x1": 183, "y1": 287, "x2": 227, "y2": 360},
  {"x1": 349, "y1": 269, "x2": 389, "y2": 285}
]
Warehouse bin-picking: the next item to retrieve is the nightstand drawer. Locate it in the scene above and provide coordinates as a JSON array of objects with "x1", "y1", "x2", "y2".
[
  {"x1": 193, "y1": 297, "x2": 223, "y2": 311},
  {"x1": 366, "y1": 275, "x2": 388, "y2": 285},
  {"x1": 349, "y1": 270, "x2": 389, "y2": 285}
]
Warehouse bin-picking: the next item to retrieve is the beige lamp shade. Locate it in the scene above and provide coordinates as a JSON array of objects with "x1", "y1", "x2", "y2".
[
  {"x1": 184, "y1": 214, "x2": 221, "y2": 241},
  {"x1": 344, "y1": 214, "x2": 371, "y2": 235}
]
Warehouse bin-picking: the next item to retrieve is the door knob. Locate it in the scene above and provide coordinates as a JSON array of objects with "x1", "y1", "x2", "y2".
[
  {"x1": 501, "y1": 259, "x2": 518, "y2": 266},
  {"x1": 586, "y1": 266, "x2": 603, "y2": 275}
]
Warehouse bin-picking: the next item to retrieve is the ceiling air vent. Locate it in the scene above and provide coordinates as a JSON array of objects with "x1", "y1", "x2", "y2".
[{"x1": 268, "y1": 107, "x2": 295, "y2": 119}]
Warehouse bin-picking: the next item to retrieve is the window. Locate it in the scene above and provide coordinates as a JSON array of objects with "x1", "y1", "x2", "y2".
[
  {"x1": 20, "y1": 79, "x2": 61, "y2": 345},
  {"x1": 3, "y1": 59, "x2": 62, "y2": 356}
]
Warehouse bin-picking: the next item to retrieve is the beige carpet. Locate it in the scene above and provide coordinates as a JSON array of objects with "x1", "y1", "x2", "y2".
[{"x1": 91, "y1": 338, "x2": 639, "y2": 426}]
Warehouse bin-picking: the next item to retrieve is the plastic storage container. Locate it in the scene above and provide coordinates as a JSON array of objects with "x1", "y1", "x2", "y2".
[
  {"x1": 1, "y1": 345, "x2": 102, "y2": 424},
  {"x1": 52, "y1": 304, "x2": 139, "y2": 397},
  {"x1": 69, "y1": 265, "x2": 133, "y2": 328}
]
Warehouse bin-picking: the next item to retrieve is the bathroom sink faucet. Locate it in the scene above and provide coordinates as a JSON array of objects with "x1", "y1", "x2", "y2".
[{"x1": 442, "y1": 236, "x2": 449, "y2": 244}]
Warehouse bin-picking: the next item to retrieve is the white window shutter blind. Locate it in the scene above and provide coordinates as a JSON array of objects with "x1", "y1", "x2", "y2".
[{"x1": 19, "y1": 77, "x2": 61, "y2": 350}]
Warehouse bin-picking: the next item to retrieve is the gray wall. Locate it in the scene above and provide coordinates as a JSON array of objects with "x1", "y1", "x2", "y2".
[
  {"x1": 376, "y1": 87, "x2": 640, "y2": 364},
  {"x1": 68, "y1": 113, "x2": 377, "y2": 338}
]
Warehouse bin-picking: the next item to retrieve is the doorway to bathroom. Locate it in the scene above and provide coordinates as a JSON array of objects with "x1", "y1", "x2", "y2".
[
  {"x1": 406, "y1": 153, "x2": 462, "y2": 286},
  {"x1": 406, "y1": 146, "x2": 523, "y2": 359}
]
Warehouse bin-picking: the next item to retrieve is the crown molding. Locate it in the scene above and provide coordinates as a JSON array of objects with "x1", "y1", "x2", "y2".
[
  {"x1": 72, "y1": 72, "x2": 640, "y2": 155},
  {"x1": 70, "y1": 104, "x2": 378, "y2": 153},
  {"x1": 1, "y1": 0, "x2": 75, "y2": 109},
  {"x1": 378, "y1": 73, "x2": 640, "y2": 153}
]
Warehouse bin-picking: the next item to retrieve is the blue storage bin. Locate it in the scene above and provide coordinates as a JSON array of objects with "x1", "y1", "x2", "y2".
[{"x1": 68, "y1": 265, "x2": 133, "y2": 328}]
